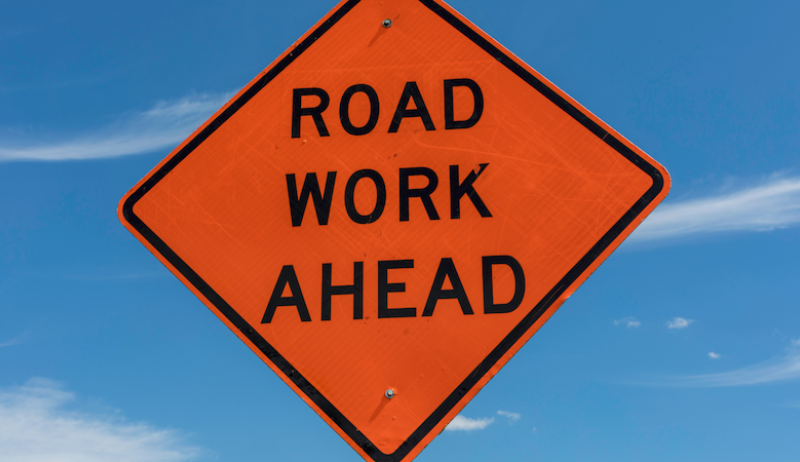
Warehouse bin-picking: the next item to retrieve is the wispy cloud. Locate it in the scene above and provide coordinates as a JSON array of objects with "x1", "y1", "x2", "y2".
[
  {"x1": 0, "y1": 378, "x2": 203, "y2": 461},
  {"x1": 445, "y1": 415, "x2": 495, "y2": 432},
  {"x1": 708, "y1": 352, "x2": 721, "y2": 359},
  {"x1": 0, "y1": 332, "x2": 29, "y2": 348},
  {"x1": 631, "y1": 176, "x2": 800, "y2": 242},
  {"x1": 667, "y1": 317, "x2": 693, "y2": 330},
  {"x1": 614, "y1": 317, "x2": 641, "y2": 328},
  {"x1": 0, "y1": 92, "x2": 232, "y2": 162},
  {"x1": 792, "y1": 339, "x2": 800, "y2": 347},
  {"x1": 445, "y1": 410, "x2": 520, "y2": 431},
  {"x1": 497, "y1": 410, "x2": 521, "y2": 423},
  {"x1": 663, "y1": 351, "x2": 800, "y2": 387}
]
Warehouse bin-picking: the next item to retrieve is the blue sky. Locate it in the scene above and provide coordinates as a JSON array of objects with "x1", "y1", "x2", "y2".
[{"x1": 1, "y1": 0, "x2": 799, "y2": 461}]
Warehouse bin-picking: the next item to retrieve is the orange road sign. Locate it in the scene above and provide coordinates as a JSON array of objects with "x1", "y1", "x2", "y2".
[{"x1": 118, "y1": 0, "x2": 670, "y2": 460}]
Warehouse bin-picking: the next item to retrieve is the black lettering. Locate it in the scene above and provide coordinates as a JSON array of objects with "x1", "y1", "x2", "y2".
[
  {"x1": 388, "y1": 82, "x2": 435, "y2": 133},
  {"x1": 339, "y1": 84, "x2": 380, "y2": 135},
  {"x1": 286, "y1": 172, "x2": 337, "y2": 227},
  {"x1": 399, "y1": 167, "x2": 440, "y2": 222},
  {"x1": 322, "y1": 262, "x2": 363, "y2": 321},
  {"x1": 292, "y1": 88, "x2": 330, "y2": 138},
  {"x1": 444, "y1": 79, "x2": 484, "y2": 130},
  {"x1": 378, "y1": 260, "x2": 416, "y2": 318},
  {"x1": 422, "y1": 258, "x2": 473, "y2": 316},
  {"x1": 262, "y1": 266, "x2": 311, "y2": 323},
  {"x1": 482, "y1": 255, "x2": 525, "y2": 314},
  {"x1": 344, "y1": 170, "x2": 386, "y2": 224},
  {"x1": 450, "y1": 164, "x2": 492, "y2": 219}
]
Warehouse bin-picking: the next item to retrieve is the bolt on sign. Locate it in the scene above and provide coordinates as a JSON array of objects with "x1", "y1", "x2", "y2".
[{"x1": 119, "y1": 0, "x2": 670, "y2": 460}]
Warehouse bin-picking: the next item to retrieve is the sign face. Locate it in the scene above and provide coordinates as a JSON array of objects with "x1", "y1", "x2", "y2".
[{"x1": 119, "y1": 0, "x2": 669, "y2": 460}]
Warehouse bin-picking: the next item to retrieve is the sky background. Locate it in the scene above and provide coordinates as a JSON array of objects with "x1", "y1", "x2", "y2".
[{"x1": 1, "y1": 0, "x2": 799, "y2": 461}]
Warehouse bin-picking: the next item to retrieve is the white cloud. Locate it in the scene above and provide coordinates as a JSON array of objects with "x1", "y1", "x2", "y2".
[
  {"x1": 614, "y1": 317, "x2": 641, "y2": 328},
  {"x1": 708, "y1": 352, "x2": 721, "y2": 359},
  {"x1": 0, "y1": 332, "x2": 28, "y2": 348},
  {"x1": 0, "y1": 378, "x2": 202, "y2": 462},
  {"x1": 792, "y1": 339, "x2": 800, "y2": 347},
  {"x1": 630, "y1": 176, "x2": 800, "y2": 242},
  {"x1": 444, "y1": 415, "x2": 494, "y2": 432},
  {"x1": 0, "y1": 92, "x2": 233, "y2": 162},
  {"x1": 666, "y1": 351, "x2": 800, "y2": 387},
  {"x1": 496, "y1": 410, "x2": 521, "y2": 423},
  {"x1": 667, "y1": 317, "x2": 693, "y2": 329}
]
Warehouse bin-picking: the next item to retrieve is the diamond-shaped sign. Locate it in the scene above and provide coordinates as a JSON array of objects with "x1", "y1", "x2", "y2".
[{"x1": 119, "y1": 0, "x2": 670, "y2": 460}]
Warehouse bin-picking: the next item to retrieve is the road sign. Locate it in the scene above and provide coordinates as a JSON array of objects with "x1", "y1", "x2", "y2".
[{"x1": 118, "y1": 0, "x2": 670, "y2": 460}]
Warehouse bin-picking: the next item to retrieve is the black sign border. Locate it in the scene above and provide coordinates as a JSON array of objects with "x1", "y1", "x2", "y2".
[{"x1": 122, "y1": 0, "x2": 665, "y2": 460}]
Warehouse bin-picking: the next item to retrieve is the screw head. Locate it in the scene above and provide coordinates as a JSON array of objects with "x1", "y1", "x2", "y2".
[
  {"x1": 384, "y1": 388, "x2": 395, "y2": 399},
  {"x1": 382, "y1": 19, "x2": 392, "y2": 28}
]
